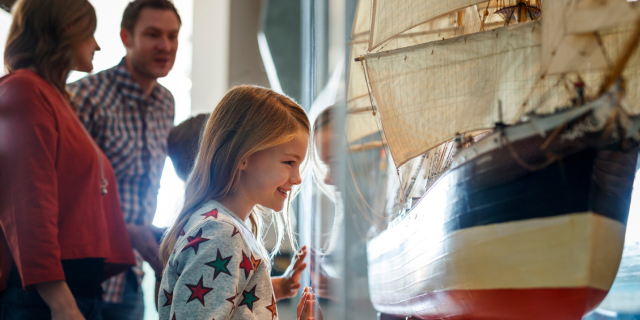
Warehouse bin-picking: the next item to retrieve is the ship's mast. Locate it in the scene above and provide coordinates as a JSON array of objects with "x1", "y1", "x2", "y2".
[{"x1": 518, "y1": 0, "x2": 529, "y2": 23}]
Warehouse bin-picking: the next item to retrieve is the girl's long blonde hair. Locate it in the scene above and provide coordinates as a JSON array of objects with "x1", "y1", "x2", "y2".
[
  {"x1": 4, "y1": 0, "x2": 97, "y2": 94},
  {"x1": 160, "y1": 85, "x2": 310, "y2": 268}
]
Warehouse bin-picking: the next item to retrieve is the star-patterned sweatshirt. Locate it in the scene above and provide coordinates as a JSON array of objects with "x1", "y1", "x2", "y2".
[{"x1": 158, "y1": 200, "x2": 278, "y2": 320}]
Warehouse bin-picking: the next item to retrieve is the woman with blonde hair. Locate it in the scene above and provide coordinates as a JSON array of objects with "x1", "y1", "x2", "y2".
[
  {"x1": 158, "y1": 85, "x2": 321, "y2": 320},
  {"x1": 0, "y1": 0, "x2": 135, "y2": 319}
]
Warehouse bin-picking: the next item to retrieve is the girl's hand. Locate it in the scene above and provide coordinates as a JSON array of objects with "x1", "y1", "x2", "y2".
[
  {"x1": 273, "y1": 246, "x2": 307, "y2": 301},
  {"x1": 297, "y1": 287, "x2": 323, "y2": 320},
  {"x1": 296, "y1": 287, "x2": 312, "y2": 318}
]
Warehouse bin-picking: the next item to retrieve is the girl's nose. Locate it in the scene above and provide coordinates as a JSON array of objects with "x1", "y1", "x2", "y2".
[{"x1": 290, "y1": 170, "x2": 302, "y2": 185}]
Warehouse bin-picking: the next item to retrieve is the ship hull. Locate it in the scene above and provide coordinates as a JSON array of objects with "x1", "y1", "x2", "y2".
[
  {"x1": 391, "y1": 287, "x2": 608, "y2": 320},
  {"x1": 367, "y1": 98, "x2": 639, "y2": 319},
  {"x1": 369, "y1": 210, "x2": 623, "y2": 319}
]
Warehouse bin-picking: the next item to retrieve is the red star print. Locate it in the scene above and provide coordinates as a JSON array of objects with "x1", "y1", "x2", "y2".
[
  {"x1": 225, "y1": 286, "x2": 239, "y2": 315},
  {"x1": 251, "y1": 253, "x2": 262, "y2": 270},
  {"x1": 181, "y1": 228, "x2": 210, "y2": 254},
  {"x1": 201, "y1": 208, "x2": 218, "y2": 220},
  {"x1": 231, "y1": 227, "x2": 240, "y2": 237},
  {"x1": 239, "y1": 251, "x2": 253, "y2": 279},
  {"x1": 266, "y1": 295, "x2": 278, "y2": 319},
  {"x1": 185, "y1": 276, "x2": 213, "y2": 306},
  {"x1": 162, "y1": 289, "x2": 173, "y2": 307},
  {"x1": 172, "y1": 313, "x2": 176, "y2": 320},
  {"x1": 179, "y1": 228, "x2": 185, "y2": 237}
]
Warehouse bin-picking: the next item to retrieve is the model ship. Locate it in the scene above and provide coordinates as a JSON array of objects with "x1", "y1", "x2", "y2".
[{"x1": 347, "y1": 0, "x2": 640, "y2": 319}]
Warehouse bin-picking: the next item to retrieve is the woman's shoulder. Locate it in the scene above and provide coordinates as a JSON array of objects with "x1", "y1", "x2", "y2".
[
  {"x1": 0, "y1": 70, "x2": 58, "y2": 113},
  {"x1": 0, "y1": 69, "x2": 50, "y2": 92}
]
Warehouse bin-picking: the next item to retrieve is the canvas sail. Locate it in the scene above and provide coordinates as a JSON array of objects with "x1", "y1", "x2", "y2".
[
  {"x1": 365, "y1": 20, "x2": 640, "y2": 167},
  {"x1": 368, "y1": 0, "x2": 487, "y2": 50},
  {"x1": 542, "y1": 0, "x2": 639, "y2": 75},
  {"x1": 348, "y1": 14, "x2": 456, "y2": 144},
  {"x1": 348, "y1": 0, "x2": 468, "y2": 144},
  {"x1": 365, "y1": 22, "x2": 555, "y2": 166},
  {"x1": 347, "y1": 98, "x2": 382, "y2": 143},
  {"x1": 353, "y1": 0, "x2": 371, "y2": 37},
  {"x1": 348, "y1": 0, "x2": 378, "y2": 144},
  {"x1": 347, "y1": 37, "x2": 381, "y2": 144}
]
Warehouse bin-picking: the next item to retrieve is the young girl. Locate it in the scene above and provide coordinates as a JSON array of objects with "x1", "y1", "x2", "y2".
[{"x1": 158, "y1": 85, "x2": 316, "y2": 320}]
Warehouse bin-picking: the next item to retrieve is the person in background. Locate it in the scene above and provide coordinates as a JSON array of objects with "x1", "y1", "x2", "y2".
[
  {"x1": 68, "y1": 0, "x2": 180, "y2": 318},
  {"x1": 167, "y1": 113, "x2": 210, "y2": 181},
  {"x1": 0, "y1": 0, "x2": 135, "y2": 319},
  {"x1": 166, "y1": 113, "x2": 308, "y2": 303}
]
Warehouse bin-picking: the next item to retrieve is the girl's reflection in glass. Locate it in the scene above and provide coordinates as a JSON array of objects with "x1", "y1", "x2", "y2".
[{"x1": 310, "y1": 106, "x2": 341, "y2": 301}]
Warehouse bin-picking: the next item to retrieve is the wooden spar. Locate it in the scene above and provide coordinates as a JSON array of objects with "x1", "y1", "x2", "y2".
[
  {"x1": 480, "y1": 0, "x2": 492, "y2": 32},
  {"x1": 348, "y1": 106, "x2": 374, "y2": 114},
  {"x1": 518, "y1": 0, "x2": 529, "y2": 23},
  {"x1": 480, "y1": 9, "x2": 489, "y2": 31},
  {"x1": 598, "y1": 17, "x2": 640, "y2": 95},
  {"x1": 349, "y1": 140, "x2": 387, "y2": 152}
]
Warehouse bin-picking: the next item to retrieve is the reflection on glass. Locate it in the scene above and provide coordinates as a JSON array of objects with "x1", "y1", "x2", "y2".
[
  {"x1": 309, "y1": 103, "x2": 380, "y2": 318},
  {"x1": 310, "y1": 106, "x2": 342, "y2": 301}
]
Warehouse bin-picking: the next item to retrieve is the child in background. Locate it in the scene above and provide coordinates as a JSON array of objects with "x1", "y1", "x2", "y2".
[
  {"x1": 158, "y1": 85, "x2": 320, "y2": 319},
  {"x1": 167, "y1": 113, "x2": 210, "y2": 181}
]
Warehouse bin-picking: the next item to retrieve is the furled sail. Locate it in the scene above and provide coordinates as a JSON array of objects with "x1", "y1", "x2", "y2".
[
  {"x1": 368, "y1": 0, "x2": 487, "y2": 50},
  {"x1": 542, "y1": 0, "x2": 639, "y2": 75}
]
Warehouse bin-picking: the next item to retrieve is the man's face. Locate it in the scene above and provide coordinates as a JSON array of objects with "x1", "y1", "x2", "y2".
[{"x1": 122, "y1": 8, "x2": 180, "y2": 79}]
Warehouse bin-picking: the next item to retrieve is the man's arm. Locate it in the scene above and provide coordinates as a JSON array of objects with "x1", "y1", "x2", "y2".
[{"x1": 126, "y1": 224, "x2": 164, "y2": 277}]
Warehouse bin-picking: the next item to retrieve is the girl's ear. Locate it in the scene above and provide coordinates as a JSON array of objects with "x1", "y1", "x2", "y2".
[{"x1": 238, "y1": 157, "x2": 248, "y2": 170}]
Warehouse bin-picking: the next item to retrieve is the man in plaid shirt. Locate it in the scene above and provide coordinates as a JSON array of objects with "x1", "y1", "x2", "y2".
[{"x1": 69, "y1": 0, "x2": 181, "y2": 319}]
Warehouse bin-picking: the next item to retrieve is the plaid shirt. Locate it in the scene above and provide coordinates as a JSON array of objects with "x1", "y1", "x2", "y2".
[{"x1": 68, "y1": 59, "x2": 174, "y2": 303}]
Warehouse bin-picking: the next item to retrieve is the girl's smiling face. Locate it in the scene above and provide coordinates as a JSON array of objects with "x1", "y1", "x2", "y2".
[{"x1": 237, "y1": 132, "x2": 309, "y2": 212}]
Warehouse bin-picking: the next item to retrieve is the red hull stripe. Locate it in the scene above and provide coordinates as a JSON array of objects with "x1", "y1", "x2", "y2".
[{"x1": 374, "y1": 287, "x2": 608, "y2": 320}]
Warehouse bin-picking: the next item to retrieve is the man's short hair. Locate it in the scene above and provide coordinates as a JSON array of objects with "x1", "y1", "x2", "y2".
[
  {"x1": 168, "y1": 114, "x2": 210, "y2": 182},
  {"x1": 121, "y1": 0, "x2": 182, "y2": 33}
]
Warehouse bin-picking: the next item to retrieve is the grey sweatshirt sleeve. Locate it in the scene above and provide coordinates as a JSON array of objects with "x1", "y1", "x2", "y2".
[{"x1": 158, "y1": 219, "x2": 249, "y2": 320}]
